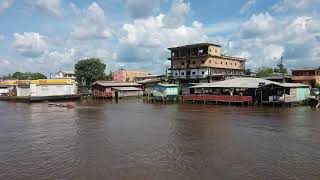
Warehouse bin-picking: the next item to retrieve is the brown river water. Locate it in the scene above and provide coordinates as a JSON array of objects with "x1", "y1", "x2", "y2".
[{"x1": 0, "y1": 99, "x2": 320, "y2": 180}]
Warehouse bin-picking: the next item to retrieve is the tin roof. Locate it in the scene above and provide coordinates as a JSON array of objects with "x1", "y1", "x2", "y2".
[
  {"x1": 92, "y1": 81, "x2": 140, "y2": 87},
  {"x1": 292, "y1": 67, "x2": 320, "y2": 71},
  {"x1": 168, "y1": 43, "x2": 221, "y2": 50},
  {"x1": 157, "y1": 83, "x2": 180, "y2": 87},
  {"x1": 137, "y1": 79, "x2": 161, "y2": 84},
  {"x1": 190, "y1": 78, "x2": 308, "y2": 89},
  {"x1": 112, "y1": 87, "x2": 142, "y2": 91}
]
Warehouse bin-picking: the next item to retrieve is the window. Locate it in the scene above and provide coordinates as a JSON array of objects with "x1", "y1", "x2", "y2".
[
  {"x1": 181, "y1": 62, "x2": 185, "y2": 65},
  {"x1": 226, "y1": 62, "x2": 228, "y2": 65},
  {"x1": 209, "y1": 60, "x2": 211, "y2": 63},
  {"x1": 231, "y1": 63, "x2": 233, "y2": 66},
  {"x1": 215, "y1": 61, "x2": 217, "y2": 64},
  {"x1": 221, "y1": 62, "x2": 222, "y2": 64},
  {"x1": 202, "y1": 71, "x2": 205, "y2": 75},
  {"x1": 215, "y1": 50, "x2": 217, "y2": 53},
  {"x1": 175, "y1": 73, "x2": 178, "y2": 76},
  {"x1": 235, "y1": 63, "x2": 237, "y2": 66},
  {"x1": 192, "y1": 61, "x2": 196, "y2": 64},
  {"x1": 181, "y1": 72, "x2": 185, "y2": 75},
  {"x1": 192, "y1": 72, "x2": 196, "y2": 75},
  {"x1": 201, "y1": 60, "x2": 205, "y2": 64}
]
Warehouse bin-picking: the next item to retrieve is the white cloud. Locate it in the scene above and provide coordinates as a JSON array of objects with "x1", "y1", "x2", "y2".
[
  {"x1": 226, "y1": 13, "x2": 320, "y2": 69},
  {"x1": 240, "y1": 12, "x2": 275, "y2": 38},
  {"x1": 163, "y1": 0, "x2": 191, "y2": 27},
  {"x1": 12, "y1": 32, "x2": 48, "y2": 58},
  {"x1": 71, "y1": 2, "x2": 112, "y2": 40},
  {"x1": 0, "y1": 0, "x2": 13, "y2": 14},
  {"x1": 126, "y1": 0, "x2": 160, "y2": 18},
  {"x1": 116, "y1": 0, "x2": 206, "y2": 73},
  {"x1": 0, "y1": 34, "x2": 4, "y2": 41},
  {"x1": 31, "y1": 0, "x2": 62, "y2": 17},
  {"x1": 240, "y1": 0, "x2": 256, "y2": 14},
  {"x1": 272, "y1": 0, "x2": 320, "y2": 13}
]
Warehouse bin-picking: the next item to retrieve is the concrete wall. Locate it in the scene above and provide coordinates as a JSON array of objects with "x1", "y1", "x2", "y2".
[
  {"x1": 208, "y1": 45, "x2": 221, "y2": 56},
  {"x1": 17, "y1": 87, "x2": 30, "y2": 96},
  {"x1": 171, "y1": 57, "x2": 243, "y2": 70},
  {"x1": 30, "y1": 84, "x2": 77, "y2": 97}
]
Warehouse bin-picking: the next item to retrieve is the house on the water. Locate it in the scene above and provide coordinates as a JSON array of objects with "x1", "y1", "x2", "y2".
[
  {"x1": 0, "y1": 79, "x2": 79, "y2": 101},
  {"x1": 153, "y1": 84, "x2": 179, "y2": 98},
  {"x1": 185, "y1": 77, "x2": 309, "y2": 105},
  {"x1": 292, "y1": 67, "x2": 320, "y2": 88},
  {"x1": 91, "y1": 81, "x2": 142, "y2": 98}
]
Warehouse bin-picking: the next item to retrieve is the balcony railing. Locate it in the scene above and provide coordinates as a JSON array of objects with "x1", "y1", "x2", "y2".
[{"x1": 183, "y1": 95, "x2": 253, "y2": 102}]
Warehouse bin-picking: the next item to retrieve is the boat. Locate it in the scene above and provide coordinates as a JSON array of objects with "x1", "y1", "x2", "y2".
[
  {"x1": 48, "y1": 103, "x2": 74, "y2": 108},
  {"x1": 308, "y1": 96, "x2": 319, "y2": 108}
]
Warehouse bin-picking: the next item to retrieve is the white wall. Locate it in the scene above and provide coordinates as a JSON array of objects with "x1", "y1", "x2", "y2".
[
  {"x1": 30, "y1": 84, "x2": 77, "y2": 97},
  {"x1": 17, "y1": 87, "x2": 30, "y2": 96}
]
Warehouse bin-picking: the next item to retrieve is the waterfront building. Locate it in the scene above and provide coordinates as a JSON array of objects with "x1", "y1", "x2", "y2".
[
  {"x1": 263, "y1": 73, "x2": 292, "y2": 83},
  {"x1": 54, "y1": 70, "x2": 76, "y2": 80},
  {"x1": 91, "y1": 81, "x2": 142, "y2": 98},
  {"x1": 185, "y1": 77, "x2": 309, "y2": 105},
  {"x1": 168, "y1": 43, "x2": 246, "y2": 84},
  {"x1": 133, "y1": 74, "x2": 164, "y2": 82},
  {"x1": 112, "y1": 69, "x2": 150, "y2": 82},
  {"x1": 0, "y1": 79, "x2": 79, "y2": 101},
  {"x1": 153, "y1": 84, "x2": 179, "y2": 98},
  {"x1": 138, "y1": 79, "x2": 162, "y2": 95},
  {"x1": 292, "y1": 67, "x2": 320, "y2": 88}
]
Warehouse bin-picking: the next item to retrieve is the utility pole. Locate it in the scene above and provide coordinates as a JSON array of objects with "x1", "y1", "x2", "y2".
[{"x1": 277, "y1": 56, "x2": 285, "y2": 83}]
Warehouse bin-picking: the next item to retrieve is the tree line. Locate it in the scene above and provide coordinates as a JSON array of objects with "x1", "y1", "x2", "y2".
[{"x1": 1, "y1": 72, "x2": 47, "y2": 80}]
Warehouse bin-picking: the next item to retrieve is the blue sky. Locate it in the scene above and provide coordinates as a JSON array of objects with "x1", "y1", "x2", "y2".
[{"x1": 0, "y1": 0, "x2": 319, "y2": 75}]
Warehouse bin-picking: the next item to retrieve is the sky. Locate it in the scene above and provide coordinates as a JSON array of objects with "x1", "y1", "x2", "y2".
[{"x1": 0, "y1": 0, "x2": 319, "y2": 76}]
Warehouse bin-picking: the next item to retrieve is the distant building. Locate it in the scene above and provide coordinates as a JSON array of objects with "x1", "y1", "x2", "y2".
[
  {"x1": 112, "y1": 69, "x2": 149, "y2": 82},
  {"x1": 264, "y1": 73, "x2": 292, "y2": 83},
  {"x1": 292, "y1": 67, "x2": 320, "y2": 88},
  {"x1": 168, "y1": 43, "x2": 246, "y2": 84},
  {"x1": 54, "y1": 70, "x2": 76, "y2": 80},
  {"x1": 91, "y1": 81, "x2": 142, "y2": 98}
]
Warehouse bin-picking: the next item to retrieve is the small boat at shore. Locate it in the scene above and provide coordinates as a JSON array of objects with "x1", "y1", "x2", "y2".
[
  {"x1": 308, "y1": 97, "x2": 319, "y2": 108},
  {"x1": 48, "y1": 103, "x2": 74, "y2": 108}
]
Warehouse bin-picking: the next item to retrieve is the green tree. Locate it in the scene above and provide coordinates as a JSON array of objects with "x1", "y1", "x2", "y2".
[
  {"x1": 104, "y1": 71, "x2": 113, "y2": 81},
  {"x1": 75, "y1": 58, "x2": 106, "y2": 85},
  {"x1": 256, "y1": 67, "x2": 274, "y2": 78},
  {"x1": 11, "y1": 72, "x2": 47, "y2": 80},
  {"x1": 29, "y1": 72, "x2": 47, "y2": 80},
  {"x1": 245, "y1": 69, "x2": 252, "y2": 76},
  {"x1": 12, "y1": 72, "x2": 27, "y2": 79},
  {"x1": 274, "y1": 64, "x2": 288, "y2": 74}
]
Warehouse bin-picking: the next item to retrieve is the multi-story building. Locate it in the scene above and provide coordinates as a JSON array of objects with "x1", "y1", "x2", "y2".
[
  {"x1": 292, "y1": 67, "x2": 320, "y2": 88},
  {"x1": 112, "y1": 69, "x2": 150, "y2": 82},
  {"x1": 168, "y1": 43, "x2": 246, "y2": 83}
]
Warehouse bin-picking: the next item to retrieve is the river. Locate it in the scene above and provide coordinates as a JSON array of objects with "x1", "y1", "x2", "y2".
[{"x1": 0, "y1": 99, "x2": 319, "y2": 179}]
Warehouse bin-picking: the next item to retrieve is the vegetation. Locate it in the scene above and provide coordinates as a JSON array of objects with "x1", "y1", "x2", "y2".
[
  {"x1": 75, "y1": 58, "x2": 106, "y2": 85},
  {"x1": 2, "y1": 72, "x2": 47, "y2": 80},
  {"x1": 256, "y1": 67, "x2": 274, "y2": 78},
  {"x1": 245, "y1": 69, "x2": 252, "y2": 76},
  {"x1": 274, "y1": 63, "x2": 288, "y2": 74},
  {"x1": 104, "y1": 71, "x2": 113, "y2": 81}
]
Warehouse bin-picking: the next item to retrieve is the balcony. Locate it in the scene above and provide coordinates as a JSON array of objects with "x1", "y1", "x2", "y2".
[
  {"x1": 170, "y1": 75, "x2": 208, "y2": 79},
  {"x1": 292, "y1": 76, "x2": 319, "y2": 81}
]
